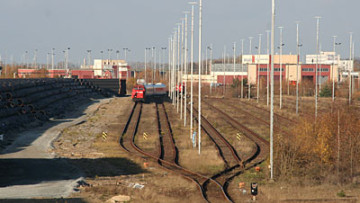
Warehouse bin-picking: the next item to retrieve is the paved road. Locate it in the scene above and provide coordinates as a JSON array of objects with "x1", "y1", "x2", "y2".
[{"x1": 0, "y1": 98, "x2": 111, "y2": 199}]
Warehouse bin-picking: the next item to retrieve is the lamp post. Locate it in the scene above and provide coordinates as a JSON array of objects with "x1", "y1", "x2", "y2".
[
  {"x1": 270, "y1": 0, "x2": 276, "y2": 181},
  {"x1": 349, "y1": 32, "x2": 353, "y2": 105},
  {"x1": 87, "y1": 50, "x2": 92, "y2": 69},
  {"x1": 168, "y1": 37, "x2": 172, "y2": 97},
  {"x1": 183, "y1": 11, "x2": 189, "y2": 126},
  {"x1": 100, "y1": 50, "x2": 104, "y2": 76},
  {"x1": 177, "y1": 23, "x2": 181, "y2": 113},
  {"x1": 296, "y1": 22, "x2": 300, "y2": 115},
  {"x1": 162, "y1": 47, "x2": 167, "y2": 80},
  {"x1": 116, "y1": 50, "x2": 120, "y2": 60},
  {"x1": 223, "y1": 46, "x2": 226, "y2": 97},
  {"x1": 65, "y1": 47, "x2": 70, "y2": 77},
  {"x1": 266, "y1": 30, "x2": 270, "y2": 106},
  {"x1": 198, "y1": 0, "x2": 203, "y2": 155},
  {"x1": 180, "y1": 18, "x2": 185, "y2": 120},
  {"x1": 172, "y1": 31, "x2": 177, "y2": 106},
  {"x1": 208, "y1": 45, "x2": 213, "y2": 94},
  {"x1": 332, "y1": 36, "x2": 341, "y2": 101},
  {"x1": 256, "y1": 34, "x2": 262, "y2": 104},
  {"x1": 123, "y1": 48, "x2": 130, "y2": 79},
  {"x1": 145, "y1": 48, "x2": 151, "y2": 83},
  {"x1": 315, "y1": 16, "x2": 321, "y2": 119},
  {"x1": 25, "y1": 51, "x2": 28, "y2": 68},
  {"x1": 241, "y1": 39, "x2": 244, "y2": 99},
  {"x1": 248, "y1": 37, "x2": 253, "y2": 101},
  {"x1": 233, "y1": 42, "x2": 236, "y2": 85},
  {"x1": 279, "y1": 26, "x2": 284, "y2": 109},
  {"x1": 189, "y1": 1, "x2": 197, "y2": 141},
  {"x1": 51, "y1": 48, "x2": 55, "y2": 70}
]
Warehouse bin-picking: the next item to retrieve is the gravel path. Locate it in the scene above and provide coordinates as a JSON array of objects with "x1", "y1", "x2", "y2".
[{"x1": 0, "y1": 98, "x2": 112, "y2": 199}]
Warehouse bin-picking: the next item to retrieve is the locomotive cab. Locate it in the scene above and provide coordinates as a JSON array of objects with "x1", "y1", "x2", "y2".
[{"x1": 131, "y1": 85, "x2": 145, "y2": 102}]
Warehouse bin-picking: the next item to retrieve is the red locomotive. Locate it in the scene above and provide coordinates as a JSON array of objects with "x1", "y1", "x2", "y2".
[{"x1": 131, "y1": 83, "x2": 167, "y2": 102}]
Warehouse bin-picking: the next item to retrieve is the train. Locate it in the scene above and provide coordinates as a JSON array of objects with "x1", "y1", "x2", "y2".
[{"x1": 131, "y1": 83, "x2": 168, "y2": 102}]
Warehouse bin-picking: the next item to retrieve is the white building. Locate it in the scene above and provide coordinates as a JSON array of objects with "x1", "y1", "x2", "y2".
[
  {"x1": 306, "y1": 52, "x2": 341, "y2": 65},
  {"x1": 242, "y1": 54, "x2": 298, "y2": 65},
  {"x1": 305, "y1": 51, "x2": 353, "y2": 71},
  {"x1": 338, "y1": 60, "x2": 354, "y2": 72},
  {"x1": 93, "y1": 59, "x2": 128, "y2": 77}
]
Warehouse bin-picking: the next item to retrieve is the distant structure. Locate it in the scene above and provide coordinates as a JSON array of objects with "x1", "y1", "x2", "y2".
[
  {"x1": 17, "y1": 59, "x2": 131, "y2": 79},
  {"x1": 92, "y1": 59, "x2": 130, "y2": 79}
]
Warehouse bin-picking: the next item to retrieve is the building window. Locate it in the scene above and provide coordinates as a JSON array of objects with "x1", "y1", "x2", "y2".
[
  {"x1": 259, "y1": 68, "x2": 268, "y2": 72},
  {"x1": 302, "y1": 68, "x2": 314, "y2": 72},
  {"x1": 317, "y1": 68, "x2": 329, "y2": 72},
  {"x1": 274, "y1": 68, "x2": 285, "y2": 72}
]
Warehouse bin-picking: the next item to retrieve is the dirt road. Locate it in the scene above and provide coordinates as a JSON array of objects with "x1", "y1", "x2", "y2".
[{"x1": 0, "y1": 98, "x2": 112, "y2": 199}]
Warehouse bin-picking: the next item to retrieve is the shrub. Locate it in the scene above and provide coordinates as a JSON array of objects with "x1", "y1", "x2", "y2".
[
  {"x1": 320, "y1": 85, "x2": 332, "y2": 97},
  {"x1": 337, "y1": 190, "x2": 346, "y2": 197}
]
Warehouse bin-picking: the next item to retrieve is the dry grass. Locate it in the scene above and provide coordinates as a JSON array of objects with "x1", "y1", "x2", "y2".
[{"x1": 164, "y1": 102, "x2": 226, "y2": 176}]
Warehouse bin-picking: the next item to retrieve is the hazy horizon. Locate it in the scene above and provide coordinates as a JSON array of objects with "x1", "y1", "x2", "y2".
[{"x1": 0, "y1": 0, "x2": 358, "y2": 65}]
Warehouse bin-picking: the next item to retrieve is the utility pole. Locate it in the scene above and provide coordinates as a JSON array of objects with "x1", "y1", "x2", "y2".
[
  {"x1": 315, "y1": 16, "x2": 321, "y2": 119},
  {"x1": 257, "y1": 34, "x2": 262, "y2": 103},
  {"x1": 279, "y1": 26, "x2": 284, "y2": 109},
  {"x1": 270, "y1": 0, "x2": 275, "y2": 181},
  {"x1": 198, "y1": 0, "x2": 202, "y2": 155},
  {"x1": 266, "y1": 30, "x2": 270, "y2": 106}
]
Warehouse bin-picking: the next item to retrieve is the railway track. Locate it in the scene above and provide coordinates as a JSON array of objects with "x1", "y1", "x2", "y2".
[
  {"x1": 121, "y1": 102, "x2": 230, "y2": 203},
  {"x1": 208, "y1": 99, "x2": 292, "y2": 136},
  {"x1": 214, "y1": 98, "x2": 297, "y2": 125},
  {"x1": 190, "y1": 106, "x2": 243, "y2": 202},
  {"x1": 190, "y1": 99, "x2": 269, "y2": 202}
]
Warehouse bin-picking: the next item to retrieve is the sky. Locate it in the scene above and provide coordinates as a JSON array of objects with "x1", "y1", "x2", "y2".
[{"x1": 0, "y1": 0, "x2": 358, "y2": 65}]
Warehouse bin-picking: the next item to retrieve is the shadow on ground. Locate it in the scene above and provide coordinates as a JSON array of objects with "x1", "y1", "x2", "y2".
[
  {"x1": 0, "y1": 98, "x2": 102, "y2": 155},
  {"x1": 0, "y1": 157, "x2": 146, "y2": 187},
  {"x1": 0, "y1": 198, "x2": 86, "y2": 203}
]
